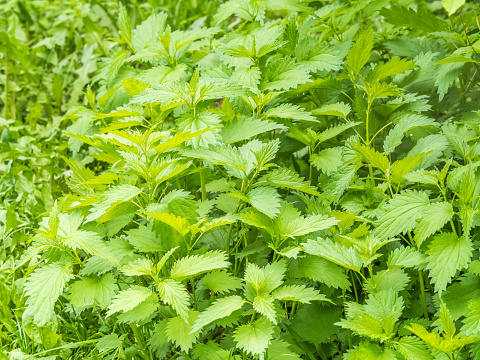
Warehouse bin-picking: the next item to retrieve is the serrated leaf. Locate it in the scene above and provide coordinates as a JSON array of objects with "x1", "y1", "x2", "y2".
[
  {"x1": 272, "y1": 285, "x2": 330, "y2": 304},
  {"x1": 245, "y1": 187, "x2": 281, "y2": 218},
  {"x1": 414, "y1": 202, "x2": 454, "y2": 246},
  {"x1": 387, "y1": 247, "x2": 427, "y2": 269},
  {"x1": 427, "y1": 233, "x2": 472, "y2": 292},
  {"x1": 202, "y1": 271, "x2": 243, "y2": 294},
  {"x1": 170, "y1": 251, "x2": 230, "y2": 278},
  {"x1": 191, "y1": 296, "x2": 245, "y2": 333},
  {"x1": 25, "y1": 260, "x2": 73, "y2": 326},
  {"x1": 462, "y1": 300, "x2": 480, "y2": 336},
  {"x1": 158, "y1": 279, "x2": 190, "y2": 320},
  {"x1": 345, "y1": 28, "x2": 374, "y2": 75},
  {"x1": 311, "y1": 147, "x2": 343, "y2": 174},
  {"x1": 166, "y1": 311, "x2": 201, "y2": 352},
  {"x1": 367, "y1": 58, "x2": 416, "y2": 83},
  {"x1": 257, "y1": 167, "x2": 320, "y2": 196},
  {"x1": 391, "y1": 153, "x2": 429, "y2": 184},
  {"x1": 96, "y1": 334, "x2": 123, "y2": 353},
  {"x1": 442, "y1": 0, "x2": 465, "y2": 15},
  {"x1": 373, "y1": 191, "x2": 430, "y2": 240},
  {"x1": 395, "y1": 336, "x2": 433, "y2": 360},
  {"x1": 302, "y1": 238, "x2": 363, "y2": 272},
  {"x1": 234, "y1": 317, "x2": 275, "y2": 355},
  {"x1": 221, "y1": 117, "x2": 285, "y2": 144},
  {"x1": 294, "y1": 256, "x2": 351, "y2": 290},
  {"x1": 265, "y1": 104, "x2": 317, "y2": 122},
  {"x1": 107, "y1": 286, "x2": 156, "y2": 317},
  {"x1": 354, "y1": 143, "x2": 390, "y2": 173},
  {"x1": 312, "y1": 102, "x2": 351, "y2": 119},
  {"x1": 69, "y1": 273, "x2": 117, "y2": 309}
]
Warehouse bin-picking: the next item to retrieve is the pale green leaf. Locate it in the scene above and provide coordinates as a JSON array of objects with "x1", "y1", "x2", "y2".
[
  {"x1": 69, "y1": 273, "x2": 117, "y2": 309},
  {"x1": 202, "y1": 271, "x2": 243, "y2": 294},
  {"x1": 158, "y1": 279, "x2": 190, "y2": 319},
  {"x1": 25, "y1": 260, "x2": 73, "y2": 326},
  {"x1": 170, "y1": 251, "x2": 230, "y2": 279},
  {"x1": 302, "y1": 238, "x2": 363, "y2": 272},
  {"x1": 427, "y1": 233, "x2": 472, "y2": 292},
  {"x1": 345, "y1": 28, "x2": 374, "y2": 75},
  {"x1": 373, "y1": 190, "x2": 430, "y2": 240},
  {"x1": 107, "y1": 286, "x2": 157, "y2": 317},
  {"x1": 234, "y1": 317, "x2": 275, "y2": 355},
  {"x1": 414, "y1": 202, "x2": 454, "y2": 246},
  {"x1": 166, "y1": 311, "x2": 201, "y2": 352},
  {"x1": 245, "y1": 187, "x2": 281, "y2": 219},
  {"x1": 191, "y1": 296, "x2": 246, "y2": 333}
]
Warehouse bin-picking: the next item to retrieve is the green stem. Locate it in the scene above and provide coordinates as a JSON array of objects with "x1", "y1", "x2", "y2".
[
  {"x1": 130, "y1": 324, "x2": 151, "y2": 360},
  {"x1": 419, "y1": 270, "x2": 429, "y2": 319},
  {"x1": 200, "y1": 169, "x2": 207, "y2": 201}
]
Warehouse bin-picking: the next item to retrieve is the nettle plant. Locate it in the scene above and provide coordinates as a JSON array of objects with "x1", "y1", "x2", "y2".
[{"x1": 18, "y1": 0, "x2": 480, "y2": 359}]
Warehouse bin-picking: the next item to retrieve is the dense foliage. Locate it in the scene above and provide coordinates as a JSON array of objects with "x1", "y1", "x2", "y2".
[{"x1": 1, "y1": 0, "x2": 480, "y2": 359}]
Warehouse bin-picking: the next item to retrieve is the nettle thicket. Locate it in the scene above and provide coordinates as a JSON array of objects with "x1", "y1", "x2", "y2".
[{"x1": 17, "y1": 0, "x2": 480, "y2": 359}]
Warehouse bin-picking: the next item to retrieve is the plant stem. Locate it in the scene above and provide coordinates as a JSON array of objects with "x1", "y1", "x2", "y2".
[
  {"x1": 200, "y1": 169, "x2": 207, "y2": 201},
  {"x1": 419, "y1": 270, "x2": 429, "y2": 319}
]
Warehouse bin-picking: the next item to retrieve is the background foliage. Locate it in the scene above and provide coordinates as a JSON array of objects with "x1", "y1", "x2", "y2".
[{"x1": 1, "y1": 0, "x2": 480, "y2": 359}]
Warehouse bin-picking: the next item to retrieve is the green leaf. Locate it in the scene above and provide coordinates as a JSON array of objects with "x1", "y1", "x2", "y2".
[
  {"x1": 202, "y1": 271, "x2": 243, "y2": 294},
  {"x1": 245, "y1": 187, "x2": 281, "y2": 218},
  {"x1": 231, "y1": 66, "x2": 261, "y2": 89},
  {"x1": 69, "y1": 273, "x2": 117, "y2": 309},
  {"x1": 261, "y1": 57, "x2": 311, "y2": 91},
  {"x1": 367, "y1": 58, "x2": 416, "y2": 83},
  {"x1": 345, "y1": 342, "x2": 398, "y2": 360},
  {"x1": 293, "y1": 256, "x2": 351, "y2": 290},
  {"x1": 427, "y1": 233, "x2": 472, "y2": 292},
  {"x1": 145, "y1": 212, "x2": 190, "y2": 236},
  {"x1": 132, "y1": 11, "x2": 168, "y2": 51},
  {"x1": 192, "y1": 342, "x2": 231, "y2": 360},
  {"x1": 253, "y1": 294, "x2": 277, "y2": 324},
  {"x1": 387, "y1": 246, "x2": 426, "y2": 269},
  {"x1": 354, "y1": 143, "x2": 390, "y2": 174},
  {"x1": 86, "y1": 185, "x2": 141, "y2": 223},
  {"x1": 311, "y1": 147, "x2": 343, "y2": 174},
  {"x1": 264, "y1": 104, "x2": 316, "y2": 122},
  {"x1": 442, "y1": 0, "x2": 465, "y2": 15},
  {"x1": 345, "y1": 28, "x2": 374, "y2": 75},
  {"x1": 312, "y1": 102, "x2": 351, "y2": 119},
  {"x1": 121, "y1": 258, "x2": 154, "y2": 276},
  {"x1": 191, "y1": 296, "x2": 246, "y2": 333},
  {"x1": 373, "y1": 190, "x2": 430, "y2": 240},
  {"x1": 148, "y1": 321, "x2": 169, "y2": 358},
  {"x1": 170, "y1": 251, "x2": 230, "y2": 279},
  {"x1": 317, "y1": 122, "x2": 360, "y2": 143},
  {"x1": 281, "y1": 214, "x2": 338, "y2": 238},
  {"x1": 395, "y1": 336, "x2": 433, "y2": 360},
  {"x1": 117, "y1": 3, "x2": 132, "y2": 49},
  {"x1": 267, "y1": 339, "x2": 301, "y2": 360},
  {"x1": 414, "y1": 202, "x2": 454, "y2": 246},
  {"x1": 234, "y1": 317, "x2": 275, "y2": 355},
  {"x1": 107, "y1": 286, "x2": 157, "y2": 317},
  {"x1": 462, "y1": 300, "x2": 480, "y2": 336},
  {"x1": 126, "y1": 225, "x2": 165, "y2": 252},
  {"x1": 221, "y1": 116, "x2": 285, "y2": 144},
  {"x1": 302, "y1": 238, "x2": 363, "y2": 272},
  {"x1": 166, "y1": 311, "x2": 201, "y2": 352},
  {"x1": 383, "y1": 114, "x2": 436, "y2": 155},
  {"x1": 272, "y1": 285, "x2": 330, "y2": 304},
  {"x1": 257, "y1": 167, "x2": 321, "y2": 196},
  {"x1": 381, "y1": 5, "x2": 446, "y2": 33},
  {"x1": 97, "y1": 334, "x2": 123, "y2": 353},
  {"x1": 391, "y1": 153, "x2": 429, "y2": 184},
  {"x1": 25, "y1": 260, "x2": 73, "y2": 326},
  {"x1": 158, "y1": 279, "x2": 190, "y2": 319}
]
